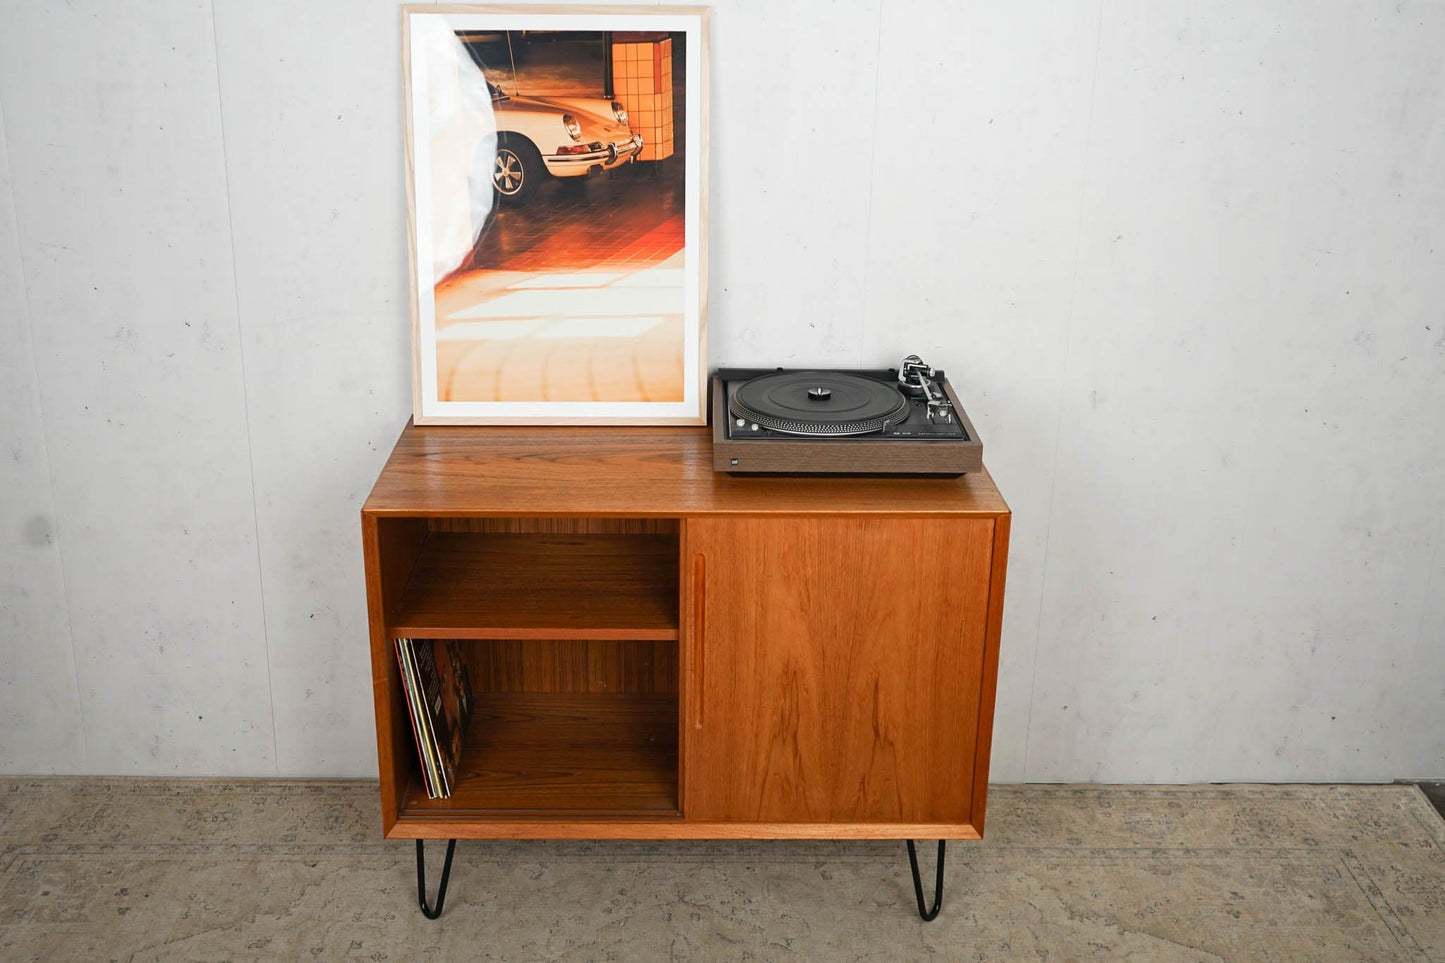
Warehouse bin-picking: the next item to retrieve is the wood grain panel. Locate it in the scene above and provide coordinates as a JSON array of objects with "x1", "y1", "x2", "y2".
[
  {"x1": 364, "y1": 515, "x2": 427, "y2": 831},
  {"x1": 363, "y1": 423, "x2": 1008, "y2": 518},
  {"x1": 389, "y1": 819, "x2": 981, "y2": 841},
  {"x1": 461, "y1": 639, "x2": 678, "y2": 694},
  {"x1": 970, "y1": 513, "x2": 1010, "y2": 835},
  {"x1": 683, "y1": 517, "x2": 995, "y2": 824}
]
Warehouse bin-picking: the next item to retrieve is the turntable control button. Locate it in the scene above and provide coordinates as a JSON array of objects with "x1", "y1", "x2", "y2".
[
  {"x1": 735, "y1": 418, "x2": 746, "y2": 428},
  {"x1": 749, "y1": 423, "x2": 760, "y2": 431}
]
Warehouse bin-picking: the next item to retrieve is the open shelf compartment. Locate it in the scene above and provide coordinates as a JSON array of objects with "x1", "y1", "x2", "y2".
[
  {"x1": 398, "y1": 691, "x2": 679, "y2": 819},
  {"x1": 370, "y1": 517, "x2": 684, "y2": 829},
  {"x1": 387, "y1": 531, "x2": 680, "y2": 640}
]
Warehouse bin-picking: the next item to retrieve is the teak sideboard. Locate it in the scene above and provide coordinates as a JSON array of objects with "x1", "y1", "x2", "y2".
[{"x1": 362, "y1": 422, "x2": 1010, "y2": 919}]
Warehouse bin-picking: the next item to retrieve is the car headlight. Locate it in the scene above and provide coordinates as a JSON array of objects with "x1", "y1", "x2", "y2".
[
  {"x1": 611, "y1": 101, "x2": 629, "y2": 126},
  {"x1": 562, "y1": 113, "x2": 581, "y2": 141}
]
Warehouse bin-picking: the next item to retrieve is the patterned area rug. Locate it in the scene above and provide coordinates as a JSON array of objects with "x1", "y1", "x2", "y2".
[{"x1": 1, "y1": 781, "x2": 1441, "y2": 961}]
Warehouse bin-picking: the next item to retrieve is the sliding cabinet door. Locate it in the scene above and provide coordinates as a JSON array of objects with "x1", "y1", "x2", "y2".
[{"x1": 683, "y1": 516, "x2": 996, "y2": 825}]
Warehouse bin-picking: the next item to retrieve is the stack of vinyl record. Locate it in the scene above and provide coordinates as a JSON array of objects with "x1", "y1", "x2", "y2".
[{"x1": 394, "y1": 638, "x2": 474, "y2": 799}]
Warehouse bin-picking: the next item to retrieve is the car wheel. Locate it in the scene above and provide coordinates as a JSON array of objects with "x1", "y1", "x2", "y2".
[{"x1": 493, "y1": 136, "x2": 543, "y2": 203}]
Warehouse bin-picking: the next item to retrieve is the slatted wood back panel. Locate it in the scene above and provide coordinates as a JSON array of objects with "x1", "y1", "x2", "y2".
[
  {"x1": 460, "y1": 639, "x2": 677, "y2": 694},
  {"x1": 428, "y1": 518, "x2": 680, "y2": 535}
]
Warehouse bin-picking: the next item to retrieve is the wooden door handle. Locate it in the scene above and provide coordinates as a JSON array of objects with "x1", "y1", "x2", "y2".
[{"x1": 692, "y1": 554, "x2": 705, "y2": 729}]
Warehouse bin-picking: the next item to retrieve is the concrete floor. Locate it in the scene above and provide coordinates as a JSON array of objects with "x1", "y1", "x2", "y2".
[{"x1": 2, "y1": 781, "x2": 1442, "y2": 961}]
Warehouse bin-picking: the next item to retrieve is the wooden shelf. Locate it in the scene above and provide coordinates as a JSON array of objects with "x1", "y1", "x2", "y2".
[
  {"x1": 388, "y1": 533, "x2": 679, "y2": 640},
  {"x1": 398, "y1": 693, "x2": 678, "y2": 818}
]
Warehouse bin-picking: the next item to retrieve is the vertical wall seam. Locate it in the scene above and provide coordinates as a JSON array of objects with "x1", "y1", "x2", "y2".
[
  {"x1": 1020, "y1": 0, "x2": 1107, "y2": 781},
  {"x1": 0, "y1": 94, "x2": 90, "y2": 769},
  {"x1": 1401, "y1": 100, "x2": 1445, "y2": 775},
  {"x1": 207, "y1": 0, "x2": 282, "y2": 775},
  {"x1": 854, "y1": 0, "x2": 889, "y2": 367},
  {"x1": 1406, "y1": 500, "x2": 1445, "y2": 749}
]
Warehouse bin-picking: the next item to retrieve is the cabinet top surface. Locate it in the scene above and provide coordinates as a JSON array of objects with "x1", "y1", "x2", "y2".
[{"x1": 363, "y1": 422, "x2": 1009, "y2": 517}]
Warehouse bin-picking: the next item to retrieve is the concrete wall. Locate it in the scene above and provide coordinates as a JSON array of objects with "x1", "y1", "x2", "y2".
[{"x1": 2, "y1": 0, "x2": 1442, "y2": 781}]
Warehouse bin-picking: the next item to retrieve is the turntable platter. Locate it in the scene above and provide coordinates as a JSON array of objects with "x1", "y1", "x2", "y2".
[{"x1": 729, "y1": 370, "x2": 909, "y2": 436}]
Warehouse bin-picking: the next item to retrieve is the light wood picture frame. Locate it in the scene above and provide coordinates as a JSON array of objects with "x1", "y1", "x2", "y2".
[{"x1": 402, "y1": 5, "x2": 709, "y2": 425}]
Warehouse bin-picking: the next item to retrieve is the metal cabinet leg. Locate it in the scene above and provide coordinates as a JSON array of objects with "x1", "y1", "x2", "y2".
[
  {"x1": 416, "y1": 837, "x2": 944, "y2": 921},
  {"x1": 416, "y1": 838, "x2": 457, "y2": 920},
  {"x1": 905, "y1": 840, "x2": 945, "y2": 921}
]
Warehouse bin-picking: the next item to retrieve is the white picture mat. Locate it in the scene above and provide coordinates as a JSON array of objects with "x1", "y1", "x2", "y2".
[{"x1": 404, "y1": 7, "x2": 707, "y2": 424}]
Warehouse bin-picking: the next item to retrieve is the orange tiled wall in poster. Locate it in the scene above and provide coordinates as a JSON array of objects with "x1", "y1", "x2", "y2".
[{"x1": 612, "y1": 36, "x2": 673, "y2": 162}]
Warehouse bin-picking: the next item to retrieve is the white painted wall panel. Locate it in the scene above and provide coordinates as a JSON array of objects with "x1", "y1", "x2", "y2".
[
  {"x1": 0, "y1": 0, "x2": 275, "y2": 773},
  {"x1": 0, "y1": 100, "x2": 86, "y2": 772},
  {"x1": 708, "y1": 0, "x2": 883, "y2": 367},
  {"x1": 209, "y1": 0, "x2": 411, "y2": 775},
  {"x1": 0, "y1": 0, "x2": 1440, "y2": 781},
  {"x1": 1026, "y1": 0, "x2": 1445, "y2": 781},
  {"x1": 860, "y1": 0, "x2": 1102, "y2": 781}
]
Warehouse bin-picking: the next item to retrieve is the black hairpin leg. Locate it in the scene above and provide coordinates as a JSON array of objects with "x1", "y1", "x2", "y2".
[
  {"x1": 906, "y1": 840, "x2": 945, "y2": 921},
  {"x1": 416, "y1": 838, "x2": 457, "y2": 920}
]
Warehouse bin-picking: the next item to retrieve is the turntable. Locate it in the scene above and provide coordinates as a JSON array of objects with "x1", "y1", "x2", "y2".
[{"x1": 711, "y1": 355, "x2": 983, "y2": 475}]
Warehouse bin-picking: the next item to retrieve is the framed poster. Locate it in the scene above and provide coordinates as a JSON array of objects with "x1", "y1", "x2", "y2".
[{"x1": 402, "y1": 5, "x2": 709, "y2": 425}]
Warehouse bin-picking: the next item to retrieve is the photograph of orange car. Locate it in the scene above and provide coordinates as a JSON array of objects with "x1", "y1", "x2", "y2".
[{"x1": 404, "y1": 10, "x2": 706, "y2": 424}]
